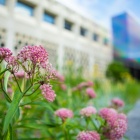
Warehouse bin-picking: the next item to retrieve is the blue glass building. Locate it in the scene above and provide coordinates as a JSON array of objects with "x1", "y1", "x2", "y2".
[
  {"x1": 112, "y1": 12, "x2": 140, "y2": 78},
  {"x1": 112, "y1": 13, "x2": 140, "y2": 67}
]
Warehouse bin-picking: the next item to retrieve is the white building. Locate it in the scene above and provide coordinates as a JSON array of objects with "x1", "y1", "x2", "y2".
[{"x1": 0, "y1": 0, "x2": 112, "y2": 77}]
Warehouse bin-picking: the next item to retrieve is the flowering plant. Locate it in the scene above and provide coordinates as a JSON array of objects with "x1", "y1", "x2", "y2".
[
  {"x1": 0, "y1": 46, "x2": 56, "y2": 138},
  {"x1": 0, "y1": 46, "x2": 128, "y2": 139}
]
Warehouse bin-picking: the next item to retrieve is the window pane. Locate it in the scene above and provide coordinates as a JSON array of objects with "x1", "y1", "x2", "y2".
[
  {"x1": 93, "y1": 33, "x2": 99, "y2": 41},
  {"x1": 15, "y1": 1, "x2": 34, "y2": 16},
  {"x1": 80, "y1": 27, "x2": 87, "y2": 36},
  {"x1": 0, "y1": 0, "x2": 6, "y2": 5},
  {"x1": 64, "y1": 20, "x2": 72, "y2": 31},
  {"x1": 43, "y1": 12, "x2": 55, "y2": 24}
]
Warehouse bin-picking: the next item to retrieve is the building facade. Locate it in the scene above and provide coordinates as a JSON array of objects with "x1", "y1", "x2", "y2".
[
  {"x1": 0, "y1": 0, "x2": 112, "y2": 77},
  {"x1": 112, "y1": 12, "x2": 140, "y2": 79}
]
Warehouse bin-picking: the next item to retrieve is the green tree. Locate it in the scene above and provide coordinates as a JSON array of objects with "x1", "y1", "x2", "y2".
[{"x1": 106, "y1": 61, "x2": 129, "y2": 82}]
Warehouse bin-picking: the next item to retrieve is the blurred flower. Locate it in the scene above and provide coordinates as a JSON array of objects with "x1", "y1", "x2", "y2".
[
  {"x1": 40, "y1": 84, "x2": 56, "y2": 102},
  {"x1": 99, "y1": 108, "x2": 118, "y2": 127},
  {"x1": 56, "y1": 71, "x2": 65, "y2": 82},
  {"x1": 109, "y1": 119, "x2": 127, "y2": 140},
  {"x1": 55, "y1": 108, "x2": 73, "y2": 121},
  {"x1": 60, "y1": 84, "x2": 67, "y2": 91},
  {"x1": 100, "y1": 108, "x2": 127, "y2": 140},
  {"x1": 77, "y1": 131, "x2": 100, "y2": 140},
  {"x1": 87, "y1": 81, "x2": 94, "y2": 87},
  {"x1": 73, "y1": 81, "x2": 94, "y2": 91},
  {"x1": 80, "y1": 106, "x2": 96, "y2": 117},
  {"x1": 111, "y1": 98, "x2": 124, "y2": 108},
  {"x1": 118, "y1": 113, "x2": 127, "y2": 121},
  {"x1": 15, "y1": 71, "x2": 25, "y2": 78},
  {"x1": 0, "y1": 47, "x2": 12, "y2": 62},
  {"x1": 86, "y1": 88, "x2": 96, "y2": 98}
]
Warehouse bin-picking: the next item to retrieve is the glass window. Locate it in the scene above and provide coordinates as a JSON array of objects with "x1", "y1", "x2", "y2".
[
  {"x1": 0, "y1": 0, "x2": 6, "y2": 5},
  {"x1": 43, "y1": 12, "x2": 55, "y2": 24},
  {"x1": 15, "y1": 1, "x2": 34, "y2": 16},
  {"x1": 80, "y1": 27, "x2": 87, "y2": 36},
  {"x1": 93, "y1": 33, "x2": 99, "y2": 41},
  {"x1": 64, "y1": 20, "x2": 72, "y2": 31},
  {"x1": 103, "y1": 38, "x2": 109, "y2": 45}
]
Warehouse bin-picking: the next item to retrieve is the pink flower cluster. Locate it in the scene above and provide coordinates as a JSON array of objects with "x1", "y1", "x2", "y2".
[
  {"x1": 6, "y1": 56, "x2": 18, "y2": 72},
  {"x1": 99, "y1": 108, "x2": 127, "y2": 140},
  {"x1": 77, "y1": 131, "x2": 100, "y2": 140},
  {"x1": 80, "y1": 106, "x2": 96, "y2": 117},
  {"x1": 17, "y1": 45, "x2": 48, "y2": 68},
  {"x1": 56, "y1": 71, "x2": 65, "y2": 82},
  {"x1": 86, "y1": 88, "x2": 96, "y2": 98},
  {"x1": 111, "y1": 98, "x2": 124, "y2": 108},
  {"x1": 0, "y1": 48, "x2": 12, "y2": 61},
  {"x1": 99, "y1": 108, "x2": 118, "y2": 126},
  {"x1": 55, "y1": 108, "x2": 73, "y2": 121},
  {"x1": 73, "y1": 81, "x2": 93, "y2": 91},
  {"x1": 40, "y1": 84, "x2": 56, "y2": 102}
]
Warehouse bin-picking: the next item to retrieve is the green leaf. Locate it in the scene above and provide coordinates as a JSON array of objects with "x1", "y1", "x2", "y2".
[
  {"x1": 2, "y1": 91, "x2": 12, "y2": 103},
  {"x1": 3, "y1": 91, "x2": 23, "y2": 135},
  {"x1": 3, "y1": 124, "x2": 13, "y2": 140},
  {"x1": 3, "y1": 71, "x2": 10, "y2": 92}
]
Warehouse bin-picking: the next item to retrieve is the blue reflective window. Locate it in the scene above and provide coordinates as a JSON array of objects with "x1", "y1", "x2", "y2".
[
  {"x1": 43, "y1": 12, "x2": 55, "y2": 24},
  {"x1": 93, "y1": 33, "x2": 99, "y2": 41},
  {"x1": 64, "y1": 20, "x2": 72, "y2": 31},
  {"x1": 80, "y1": 27, "x2": 87, "y2": 36},
  {"x1": 15, "y1": 1, "x2": 34, "y2": 16},
  {"x1": 0, "y1": 0, "x2": 6, "y2": 5}
]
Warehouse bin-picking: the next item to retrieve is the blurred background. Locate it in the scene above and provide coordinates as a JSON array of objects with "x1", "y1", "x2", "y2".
[
  {"x1": 0, "y1": 0, "x2": 140, "y2": 79},
  {"x1": 0, "y1": 0, "x2": 140, "y2": 139}
]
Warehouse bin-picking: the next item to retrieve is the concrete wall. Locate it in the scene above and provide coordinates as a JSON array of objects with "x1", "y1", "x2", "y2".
[{"x1": 0, "y1": 0, "x2": 113, "y2": 77}]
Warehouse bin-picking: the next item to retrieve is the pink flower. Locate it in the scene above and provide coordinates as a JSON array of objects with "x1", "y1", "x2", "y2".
[
  {"x1": 15, "y1": 71, "x2": 25, "y2": 78},
  {"x1": 40, "y1": 84, "x2": 56, "y2": 102},
  {"x1": 99, "y1": 108, "x2": 118, "y2": 127},
  {"x1": 86, "y1": 88, "x2": 96, "y2": 98},
  {"x1": 118, "y1": 113, "x2": 127, "y2": 121},
  {"x1": 111, "y1": 98, "x2": 124, "y2": 108},
  {"x1": 101, "y1": 111, "x2": 127, "y2": 140},
  {"x1": 77, "y1": 131, "x2": 100, "y2": 140},
  {"x1": 87, "y1": 81, "x2": 94, "y2": 87},
  {"x1": 80, "y1": 106, "x2": 96, "y2": 117},
  {"x1": 73, "y1": 81, "x2": 93, "y2": 91},
  {"x1": 17, "y1": 45, "x2": 48, "y2": 68},
  {"x1": 6, "y1": 56, "x2": 19, "y2": 72},
  {"x1": 0, "y1": 48, "x2": 12, "y2": 61},
  {"x1": 60, "y1": 84, "x2": 67, "y2": 90},
  {"x1": 55, "y1": 108, "x2": 73, "y2": 121},
  {"x1": 56, "y1": 71, "x2": 65, "y2": 82},
  {"x1": 109, "y1": 118, "x2": 127, "y2": 140}
]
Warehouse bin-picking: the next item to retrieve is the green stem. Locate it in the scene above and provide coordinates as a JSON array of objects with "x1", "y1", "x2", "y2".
[
  {"x1": 0, "y1": 80, "x2": 12, "y2": 103},
  {"x1": 0, "y1": 69, "x2": 9, "y2": 76},
  {"x1": 62, "y1": 122, "x2": 69, "y2": 140},
  {"x1": 13, "y1": 73, "x2": 22, "y2": 93},
  {"x1": 91, "y1": 118, "x2": 98, "y2": 131},
  {"x1": 25, "y1": 85, "x2": 40, "y2": 96},
  {"x1": 22, "y1": 85, "x2": 33, "y2": 97}
]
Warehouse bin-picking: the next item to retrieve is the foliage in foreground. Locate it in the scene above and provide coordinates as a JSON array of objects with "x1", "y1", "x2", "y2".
[{"x1": 0, "y1": 46, "x2": 139, "y2": 140}]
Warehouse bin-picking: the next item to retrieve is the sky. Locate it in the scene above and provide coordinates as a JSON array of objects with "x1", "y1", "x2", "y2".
[{"x1": 55, "y1": 0, "x2": 140, "y2": 29}]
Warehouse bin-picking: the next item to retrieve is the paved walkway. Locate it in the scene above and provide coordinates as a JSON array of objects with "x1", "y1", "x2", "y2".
[{"x1": 126, "y1": 101, "x2": 140, "y2": 140}]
